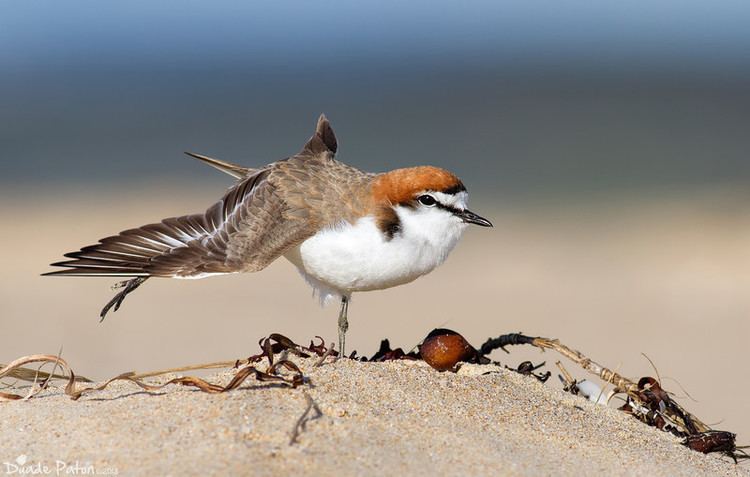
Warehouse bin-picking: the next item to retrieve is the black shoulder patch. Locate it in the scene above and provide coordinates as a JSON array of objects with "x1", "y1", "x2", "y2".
[{"x1": 377, "y1": 207, "x2": 402, "y2": 240}]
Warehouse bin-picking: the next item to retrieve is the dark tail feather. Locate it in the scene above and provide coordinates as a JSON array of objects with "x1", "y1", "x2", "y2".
[{"x1": 185, "y1": 151, "x2": 254, "y2": 179}]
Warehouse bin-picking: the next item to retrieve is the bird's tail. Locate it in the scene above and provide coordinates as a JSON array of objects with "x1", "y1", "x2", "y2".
[{"x1": 184, "y1": 151, "x2": 254, "y2": 179}]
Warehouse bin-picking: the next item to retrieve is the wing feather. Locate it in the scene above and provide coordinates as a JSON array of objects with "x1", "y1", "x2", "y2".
[
  {"x1": 44, "y1": 162, "x2": 334, "y2": 278},
  {"x1": 44, "y1": 114, "x2": 374, "y2": 279}
]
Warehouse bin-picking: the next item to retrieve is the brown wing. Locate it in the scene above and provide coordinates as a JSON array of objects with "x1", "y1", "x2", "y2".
[
  {"x1": 43, "y1": 168, "x2": 273, "y2": 277},
  {"x1": 196, "y1": 120, "x2": 374, "y2": 274},
  {"x1": 44, "y1": 114, "x2": 373, "y2": 279}
]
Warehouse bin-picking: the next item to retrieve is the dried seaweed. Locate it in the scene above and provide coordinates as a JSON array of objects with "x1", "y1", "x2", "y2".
[
  {"x1": 509, "y1": 361, "x2": 550, "y2": 383},
  {"x1": 0, "y1": 354, "x2": 76, "y2": 400},
  {"x1": 0, "y1": 364, "x2": 91, "y2": 383},
  {"x1": 479, "y1": 332, "x2": 537, "y2": 355},
  {"x1": 478, "y1": 332, "x2": 747, "y2": 462},
  {"x1": 683, "y1": 431, "x2": 749, "y2": 463},
  {"x1": 313, "y1": 342, "x2": 336, "y2": 367},
  {"x1": 246, "y1": 333, "x2": 333, "y2": 364},
  {"x1": 65, "y1": 360, "x2": 304, "y2": 401},
  {"x1": 1, "y1": 335, "x2": 312, "y2": 402},
  {"x1": 369, "y1": 339, "x2": 420, "y2": 362}
]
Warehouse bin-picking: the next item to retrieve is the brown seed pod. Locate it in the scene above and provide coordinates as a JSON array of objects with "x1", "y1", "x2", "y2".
[{"x1": 419, "y1": 329, "x2": 476, "y2": 371}]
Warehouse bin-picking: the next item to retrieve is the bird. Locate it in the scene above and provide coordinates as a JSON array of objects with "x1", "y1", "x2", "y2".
[{"x1": 43, "y1": 115, "x2": 492, "y2": 355}]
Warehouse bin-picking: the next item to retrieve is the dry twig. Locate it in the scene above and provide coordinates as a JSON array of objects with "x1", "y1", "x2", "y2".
[{"x1": 290, "y1": 392, "x2": 323, "y2": 445}]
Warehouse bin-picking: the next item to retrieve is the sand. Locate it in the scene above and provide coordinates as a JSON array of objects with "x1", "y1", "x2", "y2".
[{"x1": 1, "y1": 356, "x2": 746, "y2": 477}]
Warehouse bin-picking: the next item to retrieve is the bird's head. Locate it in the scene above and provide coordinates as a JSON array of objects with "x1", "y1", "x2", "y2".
[{"x1": 370, "y1": 166, "x2": 492, "y2": 241}]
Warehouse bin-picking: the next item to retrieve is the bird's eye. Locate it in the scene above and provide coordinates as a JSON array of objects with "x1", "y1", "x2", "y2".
[{"x1": 417, "y1": 195, "x2": 436, "y2": 206}]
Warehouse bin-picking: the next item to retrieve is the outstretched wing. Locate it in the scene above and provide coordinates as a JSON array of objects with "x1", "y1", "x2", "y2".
[
  {"x1": 44, "y1": 115, "x2": 345, "y2": 279},
  {"x1": 44, "y1": 168, "x2": 272, "y2": 277}
]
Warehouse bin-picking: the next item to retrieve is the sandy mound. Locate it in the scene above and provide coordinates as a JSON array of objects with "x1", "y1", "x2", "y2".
[{"x1": 1, "y1": 357, "x2": 746, "y2": 477}]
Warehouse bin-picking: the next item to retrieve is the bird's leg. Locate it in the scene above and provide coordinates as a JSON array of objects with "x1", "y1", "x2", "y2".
[{"x1": 337, "y1": 296, "x2": 349, "y2": 357}]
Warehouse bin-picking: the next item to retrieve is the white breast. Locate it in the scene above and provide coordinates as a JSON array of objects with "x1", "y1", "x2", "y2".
[{"x1": 285, "y1": 207, "x2": 468, "y2": 304}]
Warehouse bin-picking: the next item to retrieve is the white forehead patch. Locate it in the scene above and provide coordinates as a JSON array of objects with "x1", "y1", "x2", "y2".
[{"x1": 431, "y1": 190, "x2": 468, "y2": 210}]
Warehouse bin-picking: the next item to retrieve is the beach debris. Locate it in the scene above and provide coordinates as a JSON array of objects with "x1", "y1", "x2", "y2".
[
  {"x1": 0, "y1": 335, "x2": 320, "y2": 402},
  {"x1": 245, "y1": 333, "x2": 332, "y2": 364},
  {"x1": 575, "y1": 379, "x2": 612, "y2": 405},
  {"x1": 508, "y1": 361, "x2": 550, "y2": 383},
  {"x1": 618, "y1": 377, "x2": 704, "y2": 437},
  {"x1": 0, "y1": 363, "x2": 91, "y2": 384},
  {"x1": 479, "y1": 332, "x2": 537, "y2": 356},
  {"x1": 1, "y1": 335, "x2": 328, "y2": 446},
  {"x1": 478, "y1": 332, "x2": 748, "y2": 462},
  {"x1": 556, "y1": 361, "x2": 580, "y2": 395},
  {"x1": 369, "y1": 339, "x2": 420, "y2": 362},
  {"x1": 419, "y1": 329, "x2": 479, "y2": 371},
  {"x1": 0, "y1": 354, "x2": 78, "y2": 400},
  {"x1": 306, "y1": 337, "x2": 332, "y2": 357},
  {"x1": 478, "y1": 334, "x2": 711, "y2": 429},
  {"x1": 682, "y1": 431, "x2": 749, "y2": 463},
  {"x1": 313, "y1": 342, "x2": 337, "y2": 367},
  {"x1": 346, "y1": 337, "x2": 425, "y2": 362},
  {"x1": 557, "y1": 360, "x2": 613, "y2": 405},
  {"x1": 66, "y1": 361, "x2": 304, "y2": 400}
]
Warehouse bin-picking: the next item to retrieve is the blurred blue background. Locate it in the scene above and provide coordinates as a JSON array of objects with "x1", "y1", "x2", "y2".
[{"x1": 2, "y1": 0, "x2": 749, "y2": 200}]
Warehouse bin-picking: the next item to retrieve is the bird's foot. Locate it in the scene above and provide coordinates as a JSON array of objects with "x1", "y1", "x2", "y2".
[{"x1": 100, "y1": 277, "x2": 148, "y2": 322}]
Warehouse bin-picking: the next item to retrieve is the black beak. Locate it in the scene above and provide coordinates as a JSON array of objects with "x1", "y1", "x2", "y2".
[{"x1": 457, "y1": 209, "x2": 493, "y2": 227}]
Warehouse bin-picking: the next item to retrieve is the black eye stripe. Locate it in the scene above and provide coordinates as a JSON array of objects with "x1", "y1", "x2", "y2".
[
  {"x1": 402, "y1": 193, "x2": 465, "y2": 213},
  {"x1": 434, "y1": 202, "x2": 462, "y2": 215},
  {"x1": 413, "y1": 193, "x2": 464, "y2": 215}
]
